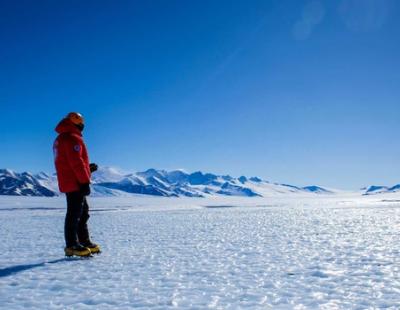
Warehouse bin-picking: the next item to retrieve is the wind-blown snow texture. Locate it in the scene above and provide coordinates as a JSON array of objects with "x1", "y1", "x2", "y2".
[{"x1": 1, "y1": 194, "x2": 399, "y2": 309}]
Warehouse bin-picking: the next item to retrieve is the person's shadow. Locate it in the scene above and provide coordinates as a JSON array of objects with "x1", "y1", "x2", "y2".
[{"x1": 0, "y1": 258, "x2": 80, "y2": 278}]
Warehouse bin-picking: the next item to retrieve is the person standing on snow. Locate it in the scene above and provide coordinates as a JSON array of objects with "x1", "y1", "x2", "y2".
[{"x1": 53, "y1": 112, "x2": 100, "y2": 257}]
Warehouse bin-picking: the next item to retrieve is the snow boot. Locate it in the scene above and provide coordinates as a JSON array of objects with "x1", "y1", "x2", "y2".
[
  {"x1": 81, "y1": 241, "x2": 101, "y2": 254},
  {"x1": 64, "y1": 244, "x2": 91, "y2": 257}
]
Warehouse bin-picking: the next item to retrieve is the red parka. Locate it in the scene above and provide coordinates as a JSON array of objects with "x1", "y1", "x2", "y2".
[{"x1": 53, "y1": 118, "x2": 91, "y2": 193}]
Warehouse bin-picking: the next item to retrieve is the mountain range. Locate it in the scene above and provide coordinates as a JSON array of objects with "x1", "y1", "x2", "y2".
[{"x1": 0, "y1": 167, "x2": 341, "y2": 198}]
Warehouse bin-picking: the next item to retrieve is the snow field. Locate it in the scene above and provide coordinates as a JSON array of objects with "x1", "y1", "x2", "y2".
[{"x1": 0, "y1": 197, "x2": 400, "y2": 309}]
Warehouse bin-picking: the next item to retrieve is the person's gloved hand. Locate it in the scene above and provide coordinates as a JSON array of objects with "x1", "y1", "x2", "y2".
[
  {"x1": 90, "y1": 163, "x2": 98, "y2": 173},
  {"x1": 80, "y1": 183, "x2": 91, "y2": 196}
]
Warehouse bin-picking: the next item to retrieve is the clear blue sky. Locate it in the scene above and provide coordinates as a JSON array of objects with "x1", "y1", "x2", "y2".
[{"x1": 1, "y1": 0, "x2": 399, "y2": 189}]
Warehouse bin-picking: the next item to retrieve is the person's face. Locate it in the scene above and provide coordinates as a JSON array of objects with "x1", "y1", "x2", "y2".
[{"x1": 76, "y1": 124, "x2": 85, "y2": 131}]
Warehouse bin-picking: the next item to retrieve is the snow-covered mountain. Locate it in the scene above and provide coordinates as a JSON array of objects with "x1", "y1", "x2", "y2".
[
  {"x1": 0, "y1": 167, "x2": 337, "y2": 198},
  {"x1": 302, "y1": 186, "x2": 335, "y2": 194},
  {"x1": 0, "y1": 169, "x2": 57, "y2": 197},
  {"x1": 363, "y1": 184, "x2": 400, "y2": 195}
]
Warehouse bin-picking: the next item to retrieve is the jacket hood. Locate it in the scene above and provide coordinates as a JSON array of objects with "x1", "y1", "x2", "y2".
[{"x1": 55, "y1": 118, "x2": 82, "y2": 135}]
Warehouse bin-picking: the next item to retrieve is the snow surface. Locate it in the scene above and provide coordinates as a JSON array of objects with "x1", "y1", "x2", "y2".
[{"x1": 1, "y1": 194, "x2": 400, "y2": 309}]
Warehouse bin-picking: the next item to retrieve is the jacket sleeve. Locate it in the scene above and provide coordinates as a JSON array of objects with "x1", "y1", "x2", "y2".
[{"x1": 65, "y1": 135, "x2": 91, "y2": 184}]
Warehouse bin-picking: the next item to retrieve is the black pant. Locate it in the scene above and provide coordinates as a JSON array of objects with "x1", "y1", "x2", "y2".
[{"x1": 65, "y1": 191, "x2": 90, "y2": 247}]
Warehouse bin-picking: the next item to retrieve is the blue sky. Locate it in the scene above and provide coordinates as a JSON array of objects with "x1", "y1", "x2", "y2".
[{"x1": 1, "y1": 0, "x2": 399, "y2": 189}]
